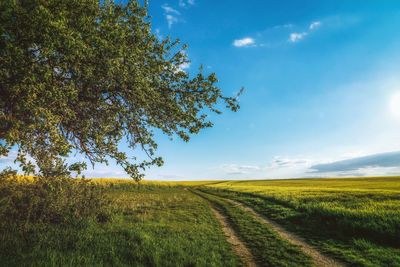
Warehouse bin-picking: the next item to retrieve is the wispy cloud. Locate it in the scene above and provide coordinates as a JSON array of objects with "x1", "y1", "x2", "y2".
[
  {"x1": 154, "y1": 150, "x2": 400, "y2": 180},
  {"x1": 288, "y1": 20, "x2": 322, "y2": 43},
  {"x1": 162, "y1": 4, "x2": 180, "y2": 15},
  {"x1": 166, "y1": 15, "x2": 179, "y2": 28},
  {"x1": 268, "y1": 156, "x2": 314, "y2": 169},
  {"x1": 309, "y1": 21, "x2": 322, "y2": 30},
  {"x1": 289, "y1": 32, "x2": 307, "y2": 42},
  {"x1": 233, "y1": 37, "x2": 255, "y2": 47},
  {"x1": 221, "y1": 164, "x2": 261, "y2": 175},
  {"x1": 162, "y1": 4, "x2": 181, "y2": 28},
  {"x1": 179, "y1": 0, "x2": 195, "y2": 7},
  {"x1": 220, "y1": 156, "x2": 316, "y2": 178},
  {"x1": 247, "y1": 19, "x2": 323, "y2": 47},
  {"x1": 273, "y1": 23, "x2": 294, "y2": 29},
  {"x1": 162, "y1": 1, "x2": 196, "y2": 29}
]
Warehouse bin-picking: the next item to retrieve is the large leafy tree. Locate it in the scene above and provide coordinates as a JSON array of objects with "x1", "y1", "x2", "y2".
[{"x1": 0, "y1": 0, "x2": 240, "y2": 180}]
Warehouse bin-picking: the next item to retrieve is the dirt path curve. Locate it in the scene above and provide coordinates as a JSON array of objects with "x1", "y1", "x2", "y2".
[
  {"x1": 209, "y1": 206, "x2": 257, "y2": 267},
  {"x1": 223, "y1": 197, "x2": 345, "y2": 267},
  {"x1": 189, "y1": 190, "x2": 257, "y2": 267}
]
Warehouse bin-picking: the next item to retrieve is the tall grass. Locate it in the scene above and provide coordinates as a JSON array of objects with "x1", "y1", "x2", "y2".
[
  {"x1": 0, "y1": 173, "x2": 110, "y2": 227},
  {"x1": 0, "y1": 178, "x2": 241, "y2": 266},
  {"x1": 202, "y1": 177, "x2": 400, "y2": 266}
]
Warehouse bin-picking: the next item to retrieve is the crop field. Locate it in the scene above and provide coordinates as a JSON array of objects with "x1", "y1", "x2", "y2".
[
  {"x1": 199, "y1": 177, "x2": 400, "y2": 266},
  {"x1": 0, "y1": 177, "x2": 399, "y2": 266}
]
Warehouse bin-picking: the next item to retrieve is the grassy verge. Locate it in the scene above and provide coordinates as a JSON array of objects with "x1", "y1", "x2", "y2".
[
  {"x1": 193, "y1": 189, "x2": 313, "y2": 267},
  {"x1": 200, "y1": 178, "x2": 400, "y2": 267},
  {"x1": 0, "y1": 182, "x2": 241, "y2": 266}
]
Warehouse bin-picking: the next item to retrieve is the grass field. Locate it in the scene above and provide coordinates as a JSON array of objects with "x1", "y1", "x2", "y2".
[
  {"x1": 0, "y1": 182, "x2": 240, "y2": 266},
  {"x1": 0, "y1": 177, "x2": 399, "y2": 266},
  {"x1": 200, "y1": 177, "x2": 400, "y2": 266},
  {"x1": 192, "y1": 189, "x2": 313, "y2": 266}
]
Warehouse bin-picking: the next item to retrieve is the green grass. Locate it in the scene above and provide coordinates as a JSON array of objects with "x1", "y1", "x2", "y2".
[
  {"x1": 201, "y1": 177, "x2": 400, "y2": 266},
  {"x1": 2, "y1": 177, "x2": 399, "y2": 266},
  {"x1": 193, "y1": 189, "x2": 313, "y2": 267},
  {"x1": 0, "y1": 184, "x2": 241, "y2": 266}
]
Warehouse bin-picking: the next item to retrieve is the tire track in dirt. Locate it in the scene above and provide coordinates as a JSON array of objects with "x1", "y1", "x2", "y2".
[
  {"x1": 190, "y1": 190, "x2": 257, "y2": 267},
  {"x1": 222, "y1": 197, "x2": 345, "y2": 267}
]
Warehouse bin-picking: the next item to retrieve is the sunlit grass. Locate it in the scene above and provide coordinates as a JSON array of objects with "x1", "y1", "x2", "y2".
[
  {"x1": 0, "y1": 180, "x2": 241, "y2": 266},
  {"x1": 201, "y1": 176, "x2": 400, "y2": 266},
  {"x1": 4, "y1": 176, "x2": 399, "y2": 266}
]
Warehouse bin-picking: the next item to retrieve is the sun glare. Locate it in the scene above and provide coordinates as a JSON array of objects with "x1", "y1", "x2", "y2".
[{"x1": 389, "y1": 92, "x2": 400, "y2": 118}]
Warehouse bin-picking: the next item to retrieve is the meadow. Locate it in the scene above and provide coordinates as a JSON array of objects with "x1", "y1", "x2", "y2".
[
  {"x1": 200, "y1": 177, "x2": 400, "y2": 266},
  {"x1": 0, "y1": 180, "x2": 240, "y2": 266},
  {"x1": 0, "y1": 176, "x2": 399, "y2": 266}
]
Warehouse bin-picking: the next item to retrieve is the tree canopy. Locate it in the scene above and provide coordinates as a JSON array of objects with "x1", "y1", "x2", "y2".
[{"x1": 0, "y1": 0, "x2": 240, "y2": 180}]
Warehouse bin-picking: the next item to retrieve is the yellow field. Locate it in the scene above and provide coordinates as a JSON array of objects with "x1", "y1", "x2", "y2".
[
  {"x1": 196, "y1": 176, "x2": 400, "y2": 266},
  {"x1": 201, "y1": 176, "x2": 400, "y2": 218}
]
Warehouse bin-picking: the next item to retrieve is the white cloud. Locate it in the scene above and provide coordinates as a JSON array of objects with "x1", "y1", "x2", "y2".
[
  {"x1": 179, "y1": 62, "x2": 191, "y2": 70},
  {"x1": 288, "y1": 20, "x2": 322, "y2": 43},
  {"x1": 273, "y1": 23, "x2": 294, "y2": 29},
  {"x1": 268, "y1": 156, "x2": 314, "y2": 169},
  {"x1": 174, "y1": 51, "x2": 191, "y2": 72},
  {"x1": 194, "y1": 148, "x2": 400, "y2": 180},
  {"x1": 179, "y1": 0, "x2": 195, "y2": 7},
  {"x1": 233, "y1": 37, "x2": 255, "y2": 47},
  {"x1": 309, "y1": 21, "x2": 321, "y2": 30},
  {"x1": 162, "y1": 4, "x2": 181, "y2": 29},
  {"x1": 166, "y1": 14, "x2": 179, "y2": 28},
  {"x1": 221, "y1": 156, "x2": 316, "y2": 177},
  {"x1": 289, "y1": 32, "x2": 307, "y2": 42},
  {"x1": 173, "y1": 61, "x2": 190, "y2": 73},
  {"x1": 162, "y1": 4, "x2": 180, "y2": 15},
  {"x1": 221, "y1": 164, "x2": 261, "y2": 175}
]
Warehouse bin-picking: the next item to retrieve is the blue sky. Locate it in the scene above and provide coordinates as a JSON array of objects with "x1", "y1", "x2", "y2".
[{"x1": 3, "y1": 0, "x2": 400, "y2": 180}]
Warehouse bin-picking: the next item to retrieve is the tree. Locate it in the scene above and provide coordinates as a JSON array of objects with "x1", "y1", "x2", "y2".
[{"x1": 0, "y1": 0, "x2": 241, "y2": 180}]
